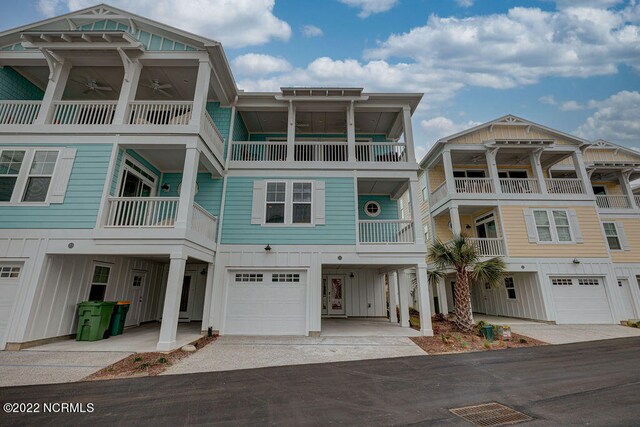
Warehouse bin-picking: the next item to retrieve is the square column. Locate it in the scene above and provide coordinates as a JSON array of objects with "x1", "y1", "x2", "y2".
[
  {"x1": 200, "y1": 262, "x2": 215, "y2": 333},
  {"x1": 572, "y1": 150, "x2": 594, "y2": 196},
  {"x1": 397, "y1": 270, "x2": 411, "y2": 327},
  {"x1": 619, "y1": 171, "x2": 637, "y2": 209},
  {"x1": 449, "y1": 205, "x2": 462, "y2": 236},
  {"x1": 408, "y1": 178, "x2": 425, "y2": 245},
  {"x1": 34, "y1": 58, "x2": 72, "y2": 125},
  {"x1": 388, "y1": 271, "x2": 399, "y2": 323},
  {"x1": 442, "y1": 150, "x2": 455, "y2": 194},
  {"x1": 157, "y1": 255, "x2": 188, "y2": 351},
  {"x1": 286, "y1": 100, "x2": 296, "y2": 162},
  {"x1": 113, "y1": 56, "x2": 142, "y2": 124},
  {"x1": 416, "y1": 266, "x2": 434, "y2": 336},
  {"x1": 347, "y1": 101, "x2": 356, "y2": 162},
  {"x1": 175, "y1": 147, "x2": 200, "y2": 229},
  {"x1": 485, "y1": 148, "x2": 501, "y2": 194},
  {"x1": 530, "y1": 149, "x2": 548, "y2": 194},
  {"x1": 402, "y1": 105, "x2": 416, "y2": 163},
  {"x1": 190, "y1": 60, "x2": 212, "y2": 126},
  {"x1": 437, "y1": 276, "x2": 449, "y2": 314}
]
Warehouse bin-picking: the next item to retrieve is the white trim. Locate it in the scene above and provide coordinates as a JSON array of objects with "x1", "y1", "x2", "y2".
[
  {"x1": 263, "y1": 180, "x2": 314, "y2": 226},
  {"x1": 532, "y1": 208, "x2": 574, "y2": 244},
  {"x1": 364, "y1": 200, "x2": 381, "y2": 218},
  {"x1": 0, "y1": 147, "x2": 62, "y2": 206},
  {"x1": 117, "y1": 153, "x2": 158, "y2": 197}
]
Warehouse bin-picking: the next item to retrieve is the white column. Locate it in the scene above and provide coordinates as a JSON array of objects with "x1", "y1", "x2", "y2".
[
  {"x1": 437, "y1": 276, "x2": 449, "y2": 314},
  {"x1": 157, "y1": 255, "x2": 187, "y2": 351},
  {"x1": 485, "y1": 148, "x2": 501, "y2": 194},
  {"x1": 408, "y1": 178, "x2": 425, "y2": 245},
  {"x1": 286, "y1": 100, "x2": 295, "y2": 162},
  {"x1": 397, "y1": 270, "x2": 410, "y2": 327},
  {"x1": 402, "y1": 105, "x2": 416, "y2": 163},
  {"x1": 572, "y1": 150, "x2": 594, "y2": 196},
  {"x1": 619, "y1": 171, "x2": 637, "y2": 209},
  {"x1": 530, "y1": 149, "x2": 547, "y2": 194},
  {"x1": 388, "y1": 271, "x2": 399, "y2": 323},
  {"x1": 175, "y1": 147, "x2": 200, "y2": 229},
  {"x1": 113, "y1": 59, "x2": 142, "y2": 124},
  {"x1": 189, "y1": 60, "x2": 212, "y2": 126},
  {"x1": 449, "y1": 204, "x2": 461, "y2": 236},
  {"x1": 347, "y1": 101, "x2": 356, "y2": 162},
  {"x1": 34, "y1": 60, "x2": 71, "y2": 125},
  {"x1": 442, "y1": 150, "x2": 455, "y2": 194},
  {"x1": 416, "y1": 266, "x2": 434, "y2": 336},
  {"x1": 200, "y1": 262, "x2": 215, "y2": 333}
]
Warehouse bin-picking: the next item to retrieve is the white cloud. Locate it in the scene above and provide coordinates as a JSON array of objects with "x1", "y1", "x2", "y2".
[
  {"x1": 232, "y1": 54, "x2": 292, "y2": 76},
  {"x1": 338, "y1": 0, "x2": 399, "y2": 18},
  {"x1": 302, "y1": 25, "x2": 324, "y2": 37},
  {"x1": 574, "y1": 91, "x2": 640, "y2": 144},
  {"x1": 456, "y1": 0, "x2": 474, "y2": 8},
  {"x1": 555, "y1": 0, "x2": 624, "y2": 9},
  {"x1": 559, "y1": 100, "x2": 584, "y2": 111},
  {"x1": 539, "y1": 95, "x2": 557, "y2": 105},
  {"x1": 42, "y1": 0, "x2": 292, "y2": 48},
  {"x1": 420, "y1": 116, "x2": 482, "y2": 144}
]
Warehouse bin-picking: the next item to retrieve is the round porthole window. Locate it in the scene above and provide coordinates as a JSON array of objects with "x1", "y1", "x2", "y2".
[{"x1": 364, "y1": 201, "x2": 381, "y2": 217}]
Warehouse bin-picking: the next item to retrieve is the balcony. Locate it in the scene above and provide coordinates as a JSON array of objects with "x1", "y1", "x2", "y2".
[
  {"x1": 468, "y1": 237, "x2": 506, "y2": 257},
  {"x1": 545, "y1": 178, "x2": 584, "y2": 194},
  {"x1": 0, "y1": 100, "x2": 42, "y2": 124},
  {"x1": 358, "y1": 220, "x2": 415, "y2": 244},
  {"x1": 500, "y1": 178, "x2": 540, "y2": 194},
  {"x1": 595, "y1": 195, "x2": 639, "y2": 210}
]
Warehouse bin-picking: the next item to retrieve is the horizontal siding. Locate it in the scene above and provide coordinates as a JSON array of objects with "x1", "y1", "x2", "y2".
[
  {"x1": 161, "y1": 173, "x2": 224, "y2": 217},
  {"x1": 249, "y1": 134, "x2": 389, "y2": 141},
  {"x1": 221, "y1": 177, "x2": 356, "y2": 245},
  {"x1": 450, "y1": 125, "x2": 576, "y2": 146},
  {"x1": 358, "y1": 195, "x2": 398, "y2": 220},
  {"x1": 0, "y1": 144, "x2": 112, "y2": 229},
  {"x1": 428, "y1": 163, "x2": 445, "y2": 191},
  {"x1": 0, "y1": 66, "x2": 43, "y2": 100},
  {"x1": 611, "y1": 218, "x2": 640, "y2": 263}
]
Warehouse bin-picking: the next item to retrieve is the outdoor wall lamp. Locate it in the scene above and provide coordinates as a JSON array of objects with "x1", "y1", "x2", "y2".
[
  {"x1": 264, "y1": 244, "x2": 272, "y2": 252},
  {"x1": 573, "y1": 258, "x2": 580, "y2": 264},
  {"x1": 161, "y1": 183, "x2": 170, "y2": 192},
  {"x1": 350, "y1": 272, "x2": 355, "y2": 278},
  {"x1": 465, "y1": 224, "x2": 471, "y2": 230}
]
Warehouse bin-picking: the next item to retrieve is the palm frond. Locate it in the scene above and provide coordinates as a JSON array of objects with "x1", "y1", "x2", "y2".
[
  {"x1": 471, "y1": 257, "x2": 506, "y2": 288},
  {"x1": 427, "y1": 269, "x2": 446, "y2": 288}
]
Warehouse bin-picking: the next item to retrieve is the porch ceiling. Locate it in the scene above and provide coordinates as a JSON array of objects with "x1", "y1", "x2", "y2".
[
  {"x1": 129, "y1": 148, "x2": 210, "y2": 173},
  {"x1": 358, "y1": 178, "x2": 407, "y2": 198}
]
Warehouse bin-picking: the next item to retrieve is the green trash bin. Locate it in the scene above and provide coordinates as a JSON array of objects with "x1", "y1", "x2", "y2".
[
  {"x1": 76, "y1": 301, "x2": 116, "y2": 341},
  {"x1": 109, "y1": 301, "x2": 131, "y2": 336},
  {"x1": 482, "y1": 324, "x2": 494, "y2": 341}
]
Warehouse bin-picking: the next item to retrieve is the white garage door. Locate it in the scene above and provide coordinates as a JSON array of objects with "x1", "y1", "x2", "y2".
[
  {"x1": 224, "y1": 270, "x2": 307, "y2": 335},
  {"x1": 551, "y1": 277, "x2": 613, "y2": 324},
  {"x1": 0, "y1": 264, "x2": 22, "y2": 350}
]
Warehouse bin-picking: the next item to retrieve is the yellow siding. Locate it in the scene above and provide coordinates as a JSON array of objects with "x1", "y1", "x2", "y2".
[
  {"x1": 501, "y1": 205, "x2": 609, "y2": 258},
  {"x1": 584, "y1": 148, "x2": 640, "y2": 163},
  {"x1": 435, "y1": 215, "x2": 452, "y2": 241},
  {"x1": 610, "y1": 218, "x2": 640, "y2": 263},
  {"x1": 450, "y1": 125, "x2": 576, "y2": 146},
  {"x1": 429, "y1": 163, "x2": 445, "y2": 191}
]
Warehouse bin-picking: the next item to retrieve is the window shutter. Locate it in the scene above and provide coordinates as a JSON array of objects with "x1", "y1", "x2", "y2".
[
  {"x1": 48, "y1": 148, "x2": 76, "y2": 204},
  {"x1": 523, "y1": 209, "x2": 537, "y2": 243},
  {"x1": 314, "y1": 180, "x2": 325, "y2": 225},
  {"x1": 251, "y1": 180, "x2": 266, "y2": 224},
  {"x1": 616, "y1": 222, "x2": 630, "y2": 251},
  {"x1": 567, "y1": 209, "x2": 583, "y2": 243}
]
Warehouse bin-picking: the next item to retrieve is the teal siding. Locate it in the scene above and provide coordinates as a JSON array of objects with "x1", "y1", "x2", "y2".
[
  {"x1": 249, "y1": 133, "x2": 389, "y2": 141},
  {"x1": 206, "y1": 102, "x2": 248, "y2": 159},
  {"x1": 0, "y1": 144, "x2": 112, "y2": 228},
  {"x1": 233, "y1": 111, "x2": 248, "y2": 142},
  {"x1": 221, "y1": 177, "x2": 356, "y2": 245},
  {"x1": 160, "y1": 173, "x2": 223, "y2": 217},
  {"x1": 0, "y1": 67, "x2": 44, "y2": 100},
  {"x1": 109, "y1": 149, "x2": 160, "y2": 196},
  {"x1": 358, "y1": 195, "x2": 399, "y2": 220}
]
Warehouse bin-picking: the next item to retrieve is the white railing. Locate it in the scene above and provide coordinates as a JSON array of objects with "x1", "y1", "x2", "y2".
[
  {"x1": 52, "y1": 101, "x2": 117, "y2": 125},
  {"x1": 468, "y1": 238, "x2": 505, "y2": 257},
  {"x1": 500, "y1": 178, "x2": 540, "y2": 194},
  {"x1": 636, "y1": 196, "x2": 640, "y2": 208},
  {"x1": 201, "y1": 111, "x2": 225, "y2": 146},
  {"x1": 295, "y1": 142, "x2": 348, "y2": 161},
  {"x1": 454, "y1": 178, "x2": 494, "y2": 194},
  {"x1": 545, "y1": 178, "x2": 584, "y2": 194},
  {"x1": 596, "y1": 195, "x2": 632, "y2": 209},
  {"x1": 230, "y1": 141, "x2": 288, "y2": 161},
  {"x1": 0, "y1": 101, "x2": 41, "y2": 124},
  {"x1": 355, "y1": 143, "x2": 407, "y2": 162},
  {"x1": 105, "y1": 197, "x2": 179, "y2": 227},
  {"x1": 127, "y1": 101, "x2": 193, "y2": 125},
  {"x1": 358, "y1": 220, "x2": 415, "y2": 244},
  {"x1": 430, "y1": 181, "x2": 448, "y2": 205},
  {"x1": 191, "y1": 202, "x2": 217, "y2": 242}
]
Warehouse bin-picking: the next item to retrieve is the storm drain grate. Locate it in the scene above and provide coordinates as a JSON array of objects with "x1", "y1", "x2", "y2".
[{"x1": 449, "y1": 402, "x2": 533, "y2": 426}]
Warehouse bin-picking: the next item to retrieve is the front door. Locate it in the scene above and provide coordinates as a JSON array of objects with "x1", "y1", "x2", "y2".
[
  {"x1": 179, "y1": 273, "x2": 194, "y2": 322},
  {"x1": 126, "y1": 271, "x2": 146, "y2": 327},
  {"x1": 328, "y1": 276, "x2": 345, "y2": 316},
  {"x1": 321, "y1": 277, "x2": 328, "y2": 315},
  {"x1": 618, "y1": 279, "x2": 637, "y2": 320}
]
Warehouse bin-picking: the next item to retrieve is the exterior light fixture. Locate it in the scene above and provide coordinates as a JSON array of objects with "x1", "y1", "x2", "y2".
[
  {"x1": 350, "y1": 272, "x2": 355, "y2": 278},
  {"x1": 161, "y1": 183, "x2": 170, "y2": 192},
  {"x1": 573, "y1": 258, "x2": 580, "y2": 264},
  {"x1": 264, "y1": 244, "x2": 272, "y2": 251}
]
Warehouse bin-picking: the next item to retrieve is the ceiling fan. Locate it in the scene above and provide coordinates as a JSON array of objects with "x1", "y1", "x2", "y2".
[
  {"x1": 71, "y1": 77, "x2": 113, "y2": 96},
  {"x1": 144, "y1": 79, "x2": 173, "y2": 97}
]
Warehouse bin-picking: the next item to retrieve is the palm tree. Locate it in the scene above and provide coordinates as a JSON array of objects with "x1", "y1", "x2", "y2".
[{"x1": 428, "y1": 234, "x2": 505, "y2": 333}]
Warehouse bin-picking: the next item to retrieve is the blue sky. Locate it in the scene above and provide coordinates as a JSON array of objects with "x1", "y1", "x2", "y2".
[{"x1": 3, "y1": 0, "x2": 639, "y2": 156}]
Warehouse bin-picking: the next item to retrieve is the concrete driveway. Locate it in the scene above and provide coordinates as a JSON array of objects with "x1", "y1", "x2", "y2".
[
  {"x1": 164, "y1": 335, "x2": 426, "y2": 375},
  {"x1": 475, "y1": 315, "x2": 640, "y2": 344},
  {"x1": 0, "y1": 350, "x2": 131, "y2": 387}
]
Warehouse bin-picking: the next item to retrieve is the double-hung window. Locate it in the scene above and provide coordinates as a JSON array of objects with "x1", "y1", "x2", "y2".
[
  {"x1": 533, "y1": 209, "x2": 572, "y2": 243},
  {"x1": 266, "y1": 182, "x2": 286, "y2": 224},
  {"x1": 265, "y1": 181, "x2": 312, "y2": 225},
  {"x1": 23, "y1": 151, "x2": 58, "y2": 202},
  {"x1": 0, "y1": 150, "x2": 25, "y2": 202},
  {"x1": 533, "y1": 210, "x2": 553, "y2": 242},
  {"x1": 504, "y1": 277, "x2": 516, "y2": 300},
  {"x1": 552, "y1": 210, "x2": 572, "y2": 242},
  {"x1": 88, "y1": 265, "x2": 110, "y2": 301},
  {"x1": 603, "y1": 222, "x2": 621, "y2": 250},
  {"x1": 292, "y1": 182, "x2": 312, "y2": 224}
]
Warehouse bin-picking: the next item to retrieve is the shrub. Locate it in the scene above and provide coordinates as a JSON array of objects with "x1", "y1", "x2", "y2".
[
  {"x1": 157, "y1": 357, "x2": 168, "y2": 364},
  {"x1": 134, "y1": 356, "x2": 143, "y2": 362},
  {"x1": 483, "y1": 340, "x2": 492, "y2": 349},
  {"x1": 441, "y1": 334, "x2": 452, "y2": 344},
  {"x1": 519, "y1": 338, "x2": 528, "y2": 344}
]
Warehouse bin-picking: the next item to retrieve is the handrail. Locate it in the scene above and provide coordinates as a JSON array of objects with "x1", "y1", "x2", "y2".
[
  {"x1": 127, "y1": 101, "x2": 193, "y2": 125},
  {"x1": 105, "y1": 197, "x2": 179, "y2": 227},
  {"x1": 499, "y1": 178, "x2": 540, "y2": 194},
  {"x1": 52, "y1": 100, "x2": 117, "y2": 125},
  {"x1": 454, "y1": 177, "x2": 494, "y2": 194},
  {"x1": 0, "y1": 101, "x2": 41, "y2": 125},
  {"x1": 595, "y1": 194, "x2": 632, "y2": 209},
  {"x1": 358, "y1": 219, "x2": 415, "y2": 244},
  {"x1": 545, "y1": 178, "x2": 584, "y2": 194}
]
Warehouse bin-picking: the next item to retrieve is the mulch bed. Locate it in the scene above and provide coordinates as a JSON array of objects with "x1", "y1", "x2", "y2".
[
  {"x1": 83, "y1": 335, "x2": 217, "y2": 381},
  {"x1": 410, "y1": 317, "x2": 547, "y2": 355}
]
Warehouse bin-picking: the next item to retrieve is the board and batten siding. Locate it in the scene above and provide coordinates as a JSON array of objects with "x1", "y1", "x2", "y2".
[
  {"x1": 324, "y1": 269, "x2": 387, "y2": 317},
  {"x1": 221, "y1": 177, "x2": 356, "y2": 245},
  {"x1": 501, "y1": 205, "x2": 609, "y2": 258},
  {"x1": 0, "y1": 144, "x2": 112, "y2": 229},
  {"x1": 161, "y1": 173, "x2": 224, "y2": 217}
]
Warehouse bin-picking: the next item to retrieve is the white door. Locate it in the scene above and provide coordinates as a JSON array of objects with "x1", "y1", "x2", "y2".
[
  {"x1": 551, "y1": 277, "x2": 613, "y2": 324},
  {"x1": 0, "y1": 264, "x2": 21, "y2": 350},
  {"x1": 321, "y1": 276, "x2": 328, "y2": 315},
  {"x1": 617, "y1": 279, "x2": 637, "y2": 320},
  {"x1": 224, "y1": 271, "x2": 306, "y2": 335},
  {"x1": 328, "y1": 276, "x2": 345, "y2": 316},
  {"x1": 126, "y1": 271, "x2": 146, "y2": 327}
]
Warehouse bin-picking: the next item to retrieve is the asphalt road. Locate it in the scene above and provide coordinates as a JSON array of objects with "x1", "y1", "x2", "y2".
[{"x1": 2, "y1": 337, "x2": 640, "y2": 426}]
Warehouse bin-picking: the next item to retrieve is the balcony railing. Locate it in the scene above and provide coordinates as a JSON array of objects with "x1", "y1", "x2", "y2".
[
  {"x1": 355, "y1": 143, "x2": 407, "y2": 162},
  {"x1": 230, "y1": 141, "x2": 287, "y2": 161},
  {"x1": 52, "y1": 101, "x2": 117, "y2": 125},
  {"x1": 500, "y1": 178, "x2": 540, "y2": 194},
  {"x1": 191, "y1": 202, "x2": 218, "y2": 242},
  {"x1": 105, "y1": 197, "x2": 179, "y2": 227},
  {"x1": 0, "y1": 101, "x2": 41, "y2": 124},
  {"x1": 636, "y1": 196, "x2": 640, "y2": 208},
  {"x1": 127, "y1": 101, "x2": 193, "y2": 125},
  {"x1": 545, "y1": 178, "x2": 584, "y2": 194},
  {"x1": 468, "y1": 237, "x2": 506, "y2": 257},
  {"x1": 454, "y1": 177, "x2": 494, "y2": 194},
  {"x1": 430, "y1": 181, "x2": 448, "y2": 205},
  {"x1": 201, "y1": 111, "x2": 225, "y2": 146},
  {"x1": 596, "y1": 195, "x2": 632, "y2": 209},
  {"x1": 358, "y1": 220, "x2": 415, "y2": 244},
  {"x1": 295, "y1": 142, "x2": 348, "y2": 161}
]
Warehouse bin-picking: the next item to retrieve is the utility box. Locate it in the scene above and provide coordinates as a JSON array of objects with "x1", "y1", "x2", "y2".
[{"x1": 497, "y1": 325, "x2": 512, "y2": 341}]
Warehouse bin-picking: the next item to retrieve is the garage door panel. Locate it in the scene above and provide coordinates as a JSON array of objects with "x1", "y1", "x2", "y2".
[{"x1": 551, "y1": 277, "x2": 613, "y2": 324}]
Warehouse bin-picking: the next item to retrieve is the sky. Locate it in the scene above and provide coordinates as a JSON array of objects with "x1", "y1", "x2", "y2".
[{"x1": 2, "y1": 0, "x2": 639, "y2": 158}]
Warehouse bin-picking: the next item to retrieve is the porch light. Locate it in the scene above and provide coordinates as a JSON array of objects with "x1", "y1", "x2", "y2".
[
  {"x1": 161, "y1": 183, "x2": 170, "y2": 192},
  {"x1": 573, "y1": 258, "x2": 580, "y2": 264},
  {"x1": 264, "y1": 244, "x2": 272, "y2": 252}
]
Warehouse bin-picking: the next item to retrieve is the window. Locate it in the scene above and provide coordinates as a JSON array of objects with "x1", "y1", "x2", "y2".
[
  {"x1": 272, "y1": 273, "x2": 300, "y2": 282},
  {"x1": 235, "y1": 273, "x2": 263, "y2": 282},
  {"x1": 423, "y1": 224, "x2": 429, "y2": 241},
  {"x1": 578, "y1": 278, "x2": 599, "y2": 286},
  {"x1": 265, "y1": 182, "x2": 286, "y2": 223},
  {"x1": 292, "y1": 182, "x2": 312, "y2": 224},
  {"x1": 533, "y1": 210, "x2": 552, "y2": 242},
  {"x1": 88, "y1": 265, "x2": 110, "y2": 301},
  {"x1": 453, "y1": 170, "x2": 486, "y2": 178},
  {"x1": 0, "y1": 265, "x2": 21, "y2": 278},
  {"x1": 552, "y1": 278, "x2": 572, "y2": 286},
  {"x1": 364, "y1": 201, "x2": 381, "y2": 217},
  {"x1": 498, "y1": 170, "x2": 528, "y2": 179},
  {"x1": 553, "y1": 211, "x2": 572, "y2": 242},
  {"x1": 0, "y1": 150, "x2": 25, "y2": 202},
  {"x1": 420, "y1": 173, "x2": 428, "y2": 201},
  {"x1": 603, "y1": 222, "x2": 621, "y2": 250},
  {"x1": 533, "y1": 209, "x2": 573, "y2": 243},
  {"x1": 23, "y1": 151, "x2": 58, "y2": 202},
  {"x1": 505, "y1": 277, "x2": 516, "y2": 299}
]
